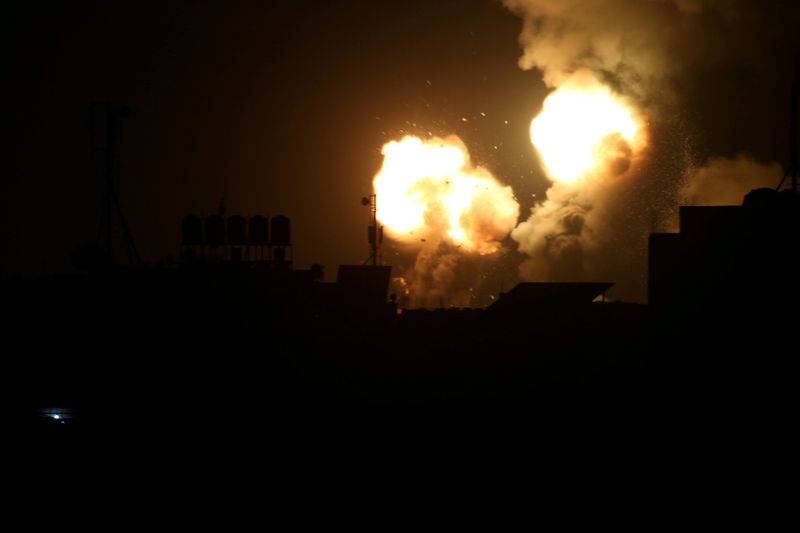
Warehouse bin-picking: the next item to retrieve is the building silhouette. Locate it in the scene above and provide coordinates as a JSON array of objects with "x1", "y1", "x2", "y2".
[{"x1": 649, "y1": 188, "x2": 799, "y2": 333}]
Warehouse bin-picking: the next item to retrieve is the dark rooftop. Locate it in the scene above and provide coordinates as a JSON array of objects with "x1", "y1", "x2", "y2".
[{"x1": 488, "y1": 282, "x2": 614, "y2": 313}]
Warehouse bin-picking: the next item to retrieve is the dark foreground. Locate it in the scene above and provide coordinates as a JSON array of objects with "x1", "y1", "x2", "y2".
[{"x1": 4, "y1": 267, "x2": 793, "y2": 483}]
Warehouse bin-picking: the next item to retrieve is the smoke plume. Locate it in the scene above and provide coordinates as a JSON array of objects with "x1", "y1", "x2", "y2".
[
  {"x1": 503, "y1": 0, "x2": 800, "y2": 300},
  {"x1": 682, "y1": 156, "x2": 782, "y2": 206}
]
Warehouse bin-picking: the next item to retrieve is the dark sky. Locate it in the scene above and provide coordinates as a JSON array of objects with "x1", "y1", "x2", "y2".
[
  {"x1": 5, "y1": 0, "x2": 800, "y2": 292},
  {"x1": 2, "y1": 0, "x2": 547, "y2": 278}
]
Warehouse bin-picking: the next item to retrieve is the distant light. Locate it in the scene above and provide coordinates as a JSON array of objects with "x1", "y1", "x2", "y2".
[{"x1": 52, "y1": 414, "x2": 61, "y2": 420}]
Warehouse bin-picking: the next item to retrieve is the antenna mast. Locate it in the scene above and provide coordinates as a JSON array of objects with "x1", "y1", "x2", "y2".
[
  {"x1": 362, "y1": 193, "x2": 382, "y2": 266},
  {"x1": 90, "y1": 102, "x2": 140, "y2": 266}
]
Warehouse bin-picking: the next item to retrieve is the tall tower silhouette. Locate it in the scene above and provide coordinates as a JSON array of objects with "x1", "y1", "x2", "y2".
[{"x1": 89, "y1": 102, "x2": 139, "y2": 266}]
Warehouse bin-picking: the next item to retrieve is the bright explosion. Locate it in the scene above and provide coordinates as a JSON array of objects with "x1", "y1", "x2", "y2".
[
  {"x1": 372, "y1": 135, "x2": 519, "y2": 255},
  {"x1": 531, "y1": 72, "x2": 646, "y2": 184}
]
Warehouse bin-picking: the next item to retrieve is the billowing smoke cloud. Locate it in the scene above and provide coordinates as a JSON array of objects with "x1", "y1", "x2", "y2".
[
  {"x1": 503, "y1": 0, "x2": 799, "y2": 105},
  {"x1": 682, "y1": 156, "x2": 782, "y2": 205},
  {"x1": 504, "y1": 0, "x2": 676, "y2": 101},
  {"x1": 401, "y1": 245, "x2": 467, "y2": 309},
  {"x1": 512, "y1": 183, "x2": 593, "y2": 282},
  {"x1": 511, "y1": 157, "x2": 654, "y2": 294},
  {"x1": 503, "y1": 0, "x2": 800, "y2": 300},
  {"x1": 374, "y1": 135, "x2": 519, "y2": 307}
]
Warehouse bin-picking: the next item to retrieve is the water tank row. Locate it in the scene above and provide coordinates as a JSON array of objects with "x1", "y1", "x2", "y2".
[{"x1": 182, "y1": 214, "x2": 291, "y2": 246}]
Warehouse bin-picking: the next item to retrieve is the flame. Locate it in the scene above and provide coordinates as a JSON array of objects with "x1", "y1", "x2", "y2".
[
  {"x1": 531, "y1": 71, "x2": 646, "y2": 184},
  {"x1": 372, "y1": 135, "x2": 519, "y2": 255}
]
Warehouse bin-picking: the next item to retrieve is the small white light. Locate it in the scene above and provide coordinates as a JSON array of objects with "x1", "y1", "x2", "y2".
[{"x1": 52, "y1": 414, "x2": 60, "y2": 420}]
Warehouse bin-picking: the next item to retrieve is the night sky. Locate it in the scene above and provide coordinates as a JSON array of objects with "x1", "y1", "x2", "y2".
[
  {"x1": 4, "y1": 0, "x2": 800, "y2": 295},
  {"x1": 3, "y1": 0, "x2": 547, "y2": 279}
]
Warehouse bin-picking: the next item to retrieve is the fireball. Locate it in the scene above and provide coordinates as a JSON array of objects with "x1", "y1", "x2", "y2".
[
  {"x1": 530, "y1": 71, "x2": 646, "y2": 184},
  {"x1": 372, "y1": 135, "x2": 519, "y2": 255}
]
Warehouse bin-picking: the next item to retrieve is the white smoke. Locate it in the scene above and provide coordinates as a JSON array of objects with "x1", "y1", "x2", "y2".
[
  {"x1": 502, "y1": 0, "x2": 796, "y2": 100},
  {"x1": 503, "y1": 0, "x2": 677, "y2": 101}
]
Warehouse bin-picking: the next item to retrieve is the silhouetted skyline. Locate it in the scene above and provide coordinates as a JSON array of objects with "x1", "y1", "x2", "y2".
[
  {"x1": 4, "y1": 1, "x2": 547, "y2": 280},
  {"x1": 10, "y1": 1, "x2": 799, "y2": 481},
  {"x1": 5, "y1": 1, "x2": 800, "y2": 302}
]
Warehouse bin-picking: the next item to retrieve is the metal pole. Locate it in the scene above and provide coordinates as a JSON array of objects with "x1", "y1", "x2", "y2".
[
  {"x1": 106, "y1": 104, "x2": 115, "y2": 265},
  {"x1": 371, "y1": 194, "x2": 377, "y2": 266},
  {"x1": 792, "y1": 80, "x2": 798, "y2": 192}
]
